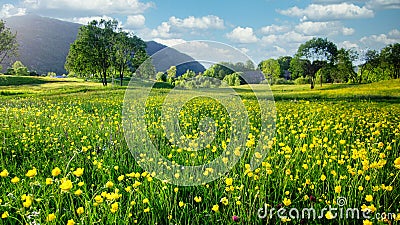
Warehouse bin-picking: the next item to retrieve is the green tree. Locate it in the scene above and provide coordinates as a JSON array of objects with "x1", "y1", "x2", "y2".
[
  {"x1": 12, "y1": 61, "x2": 29, "y2": 76},
  {"x1": 259, "y1": 59, "x2": 281, "y2": 83},
  {"x1": 65, "y1": 19, "x2": 119, "y2": 86},
  {"x1": 136, "y1": 57, "x2": 156, "y2": 79},
  {"x1": 223, "y1": 72, "x2": 241, "y2": 86},
  {"x1": 277, "y1": 56, "x2": 292, "y2": 78},
  {"x1": 358, "y1": 49, "x2": 379, "y2": 83},
  {"x1": 167, "y1": 66, "x2": 177, "y2": 85},
  {"x1": 156, "y1": 71, "x2": 166, "y2": 82},
  {"x1": 334, "y1": 48, "x2": 358, "y2": 83},
  {"x1": 113, "y1": 31, "x2": 146, "y2": 85},
  {"x1": 0, "y1": 20, "x2": 18, "y2": 65},
  {"x1": 204, "y1": 64, "x2": 234, "y2": 80},
  {"x1": 289, "y1": 57, "x2": 310, "y2": 80},
  {"x1": 380, "y1": 43, "x2": 400, "y2": 79},
  {"x1": 296, "y1": 37, "x2": 338, "y2": 89}
]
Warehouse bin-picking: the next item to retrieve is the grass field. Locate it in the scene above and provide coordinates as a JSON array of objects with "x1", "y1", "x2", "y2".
[{"x1": 0, "y1": 75, "x2": 399, "y2": 225}]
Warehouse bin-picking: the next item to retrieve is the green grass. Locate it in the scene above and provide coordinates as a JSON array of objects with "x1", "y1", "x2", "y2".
[{"x1": 0, "y1": 75, "x2": 399, "y2": 225}]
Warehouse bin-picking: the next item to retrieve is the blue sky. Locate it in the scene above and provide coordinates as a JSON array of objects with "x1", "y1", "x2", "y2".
[{"x1": 1, "y1": 0, "x2": 399, "y2": 64}]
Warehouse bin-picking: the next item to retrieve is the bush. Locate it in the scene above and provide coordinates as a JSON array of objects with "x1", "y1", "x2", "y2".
[
  {"x1": 222, "y1": 72, "x2": 241, "y2": 86},
  {"x1": 294, "y1": 77, "x2": 309, "y2": 85},
  {"x1": 274, "y1": 78, "x2": 294, "y2": 85},
  {"x1": 156, "y1": 72, "x2": 166, "y2": 82}
]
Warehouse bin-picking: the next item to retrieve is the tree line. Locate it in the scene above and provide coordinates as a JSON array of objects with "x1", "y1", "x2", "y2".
[
  {"x1": 259, "y1": 38, "x2": 400, "y2": 89},
  {"x1": 1, "y1": 19, "x2": 399, "y2": 89}
]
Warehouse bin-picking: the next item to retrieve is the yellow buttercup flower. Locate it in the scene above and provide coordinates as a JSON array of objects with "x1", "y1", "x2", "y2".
[
  {"x1": 110, "y1": 202, "x2": 118, "y2": 213},
  {"x1": 51, "y1": 167, "x2": 61, "y2": 177},
  {"x1": 394, "y1": 157, "x2": 400, "y2": 169},
  {"x1": 11, "y1": 176, "x2": 20, "y2": 183},
  {"x1": 225, "y1": 177, "x2": 233, "y2": 186},
  {"x1": 59, "y1": 178, "x2": 73, "y2": 192},
  {"x1": 1, "y1": 211, "x2": 9, "y2": 219},
  {"x1": 46, "y1": 213, "x2": 56, "y2": 222},
  {"x1": 67, "y1": 219, "x2": 75, "y2": 225},
  {"x1": 335, "y1": 186, "x2": 342, "y2": 193},
  {"x1": 72, "y1": 168, "x2": 84, "y2": 177},
  {"x1": 212, "y1": 204, "x2": 219, "y2": 212},
  {"x1": 194, "y1": 196, "x2": 202, "y2": 203},
  {"x1": 46, "y1": 178, "x2": 53, "y2": 185},
  {"x1": 179, "y1": 201, "x2": 185, "y2": 207},
  {"x1": 105, "y1": 181, "x2": 114, "y2": 188},
  {"x1": 143, "y1": 198, "x2": 149, "y2": 204},
  {"x1": 76, "y1": 207, "x2": 84, "y2": 215},
  {"x1": 26, "y1": 167, "x2": 37, "y2": 178},
  {"x1": 365, "y1": 195, "x2": 373, "y2": 202},
  {"x1": 283, "y1": 198, "x2": 291, "y2": 206},
  {"x1": 325, "y1": 211, "x2": 334, "y2": 220},
  {"x1": 0, "y1": 169, "x2": 9, "y2": 177},
  {"x1": 74, "y1": 189, "x2": 83, "y2": 196},
  {"x1": 320, "y1": 174, "x2": 326, "y2": 181}
]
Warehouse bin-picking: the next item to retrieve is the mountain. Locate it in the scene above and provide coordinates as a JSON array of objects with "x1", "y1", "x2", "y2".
[{"x1": 2, "y1": 15, "x2": 205, "y2": 76}]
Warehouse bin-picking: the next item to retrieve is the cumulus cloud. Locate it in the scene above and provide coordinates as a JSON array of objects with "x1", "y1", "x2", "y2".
[
  {"x1": 366, "y1": 0, "x2": 400, "y2": 9},
  {"x1": 0, "y1": 3, "x2": 26, "y2": 18},
  {"x1": 65, "y1": 15, "x2": 116, "y2": 25},
  {"x1": 22, "y1": 0, "x2": 153, "y2": 15},
  {"x1": 295, "y1": 21, "x2": 355, "y2": 36},
  {"x1": 125, "y1": 14, "x2": 145, "y2": 28},
  {"x1": 226, "y1": 26, "x2": 258, "y2": 43},
  {"x1": 168, "y1": 15, "x2": 224, "y2": 29},
  {"x1": 151, "y1": 22, "x2": 174, "y2": 38},
  {"x1": 153, "y1": 38, "x2": 186, "y2": 47},
  {"x1": 278, "y1": 3, "x2": 374, "y2": 21},
  {"x1": 339, "y1": 40, "x2": 359, "y2": 49},
  {"x1": 360, "y1": 29, "x2": 400, "y2": 48},
  {"x1": 260, "y1": 24, "x2": 290, "y2": 34},
  {"x1": 150, "y1": 15, "x2": 225, "y2": 38}
]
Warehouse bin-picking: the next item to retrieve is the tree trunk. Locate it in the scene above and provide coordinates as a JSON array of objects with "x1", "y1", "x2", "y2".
[
  {"x1": 120, "y1": 73, "x2": 123, "y2": 86},
  {"x1": 310, "y1": 78, "x2": 314, "y2": 89}
]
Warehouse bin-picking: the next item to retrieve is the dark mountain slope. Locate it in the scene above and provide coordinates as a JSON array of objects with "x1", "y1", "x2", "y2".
[{"x1": 2, "y1": 15, "x2": 205, "y2": 76}]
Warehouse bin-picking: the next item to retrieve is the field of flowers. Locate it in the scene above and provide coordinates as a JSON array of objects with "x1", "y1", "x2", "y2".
[{"x1": 0, "y1": 77, "x2": 399, "y2": 224}]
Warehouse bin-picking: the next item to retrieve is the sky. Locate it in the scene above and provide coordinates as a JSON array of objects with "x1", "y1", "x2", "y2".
[{"x1": 1, "y1": 0, "x2": 399, "y2": 64}]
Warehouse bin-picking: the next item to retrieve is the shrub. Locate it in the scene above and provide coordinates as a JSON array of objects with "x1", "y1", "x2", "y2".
[{"x1": 294, "y1": 77, "x2": 309, "y2": 85}]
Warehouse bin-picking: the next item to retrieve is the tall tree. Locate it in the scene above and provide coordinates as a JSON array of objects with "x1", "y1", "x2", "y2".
[
  {"x1": 289, "y1": 57, "x2": 310, "y2": 80},
  {"x1": 66, "y1": 19, "x2": 118, "y2": 86},
  {"x1": 295, "y1": 37, "x2": 338, "y2": 89},
  {"x1": 277, "y1": 56, "x2": 292, "y2": 78},
  {"x1": 334, "y1": 48, "x2": 358, "y2": 83},
  {"x1": 380, "y1": 43, "x2": 400, "y2": 79},
  {"x1": 0, "y1": 20, "x2": 18, "y2": 66},
  {"x1": 258, "y1": 59, "x2": 281, "y2": 83},
  {"x1": 113, "y1": 31, "x2": 146, "y2": 85}
]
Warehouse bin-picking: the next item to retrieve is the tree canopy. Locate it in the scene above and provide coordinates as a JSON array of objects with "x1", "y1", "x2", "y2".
[
  {"x1": 65, "y1": 19, "x2": 147, "y2": 86},
  {"x1": 0, "y1": 20, "x2": 18, "y2": 67},
  {"x1": 295, "y1": 37, "x2": 338, "y2": 89}
]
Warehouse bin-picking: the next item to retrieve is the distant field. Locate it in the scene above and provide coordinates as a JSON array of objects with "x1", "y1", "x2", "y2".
[{"x1": 0, "y1": 75, "x2": 399, "y2": 224}]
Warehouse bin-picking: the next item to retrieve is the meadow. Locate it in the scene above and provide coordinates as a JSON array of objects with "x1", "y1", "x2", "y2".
[{"x1": 0, "y1": 75, "x2": 399, "y2": 225}]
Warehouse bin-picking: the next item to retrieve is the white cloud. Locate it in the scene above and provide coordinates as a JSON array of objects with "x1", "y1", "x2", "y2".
[
  {"x1": 22, "y1": 0, "x2": 153, "y2": 15},
  {"x1": 226, "y1": 26, "x2": 258, "y2": 43},
  {"x1": 66, "y1": 15, "x2": 115, "y2": 25},
  {"x1": 239, "y1": 47, "x2": 250, "y2": 54},
  {"x1": 340, "y1": 40, "x2": 359, "y2": 49},
  {"x1": 295, "y1": 21, "x2": 355, "y2": 36},
  {"x1": 0, "y1": 4, "x2": 26, "y2": 18},
  {"x1": 151, "y1": 22, "x2": 173, "y2": 38},
  {"x1": 125, "y1": 14, "x2": 145, "y2": 28},
  {"x1": 169, "y1": 15, "x2": 225, "y2": 29},
  {"x1": 260, "y1": 24, "x2": 290, "y2": 34},
  {"x1": 278, "y1": 3, "x2": 374, "y2": 21},
  {"x1": 366, "y1": 0, "x2": 400, "y2": 9},
  {"x1": 360, "y1": 29, "x2": 400, "y2": 48},
  {"x1": 153, "y1": 38, "x2": 186, "y2": 47},
  {"x1": 150, "y1": 15, "x2": 225, "y2": 39}
]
